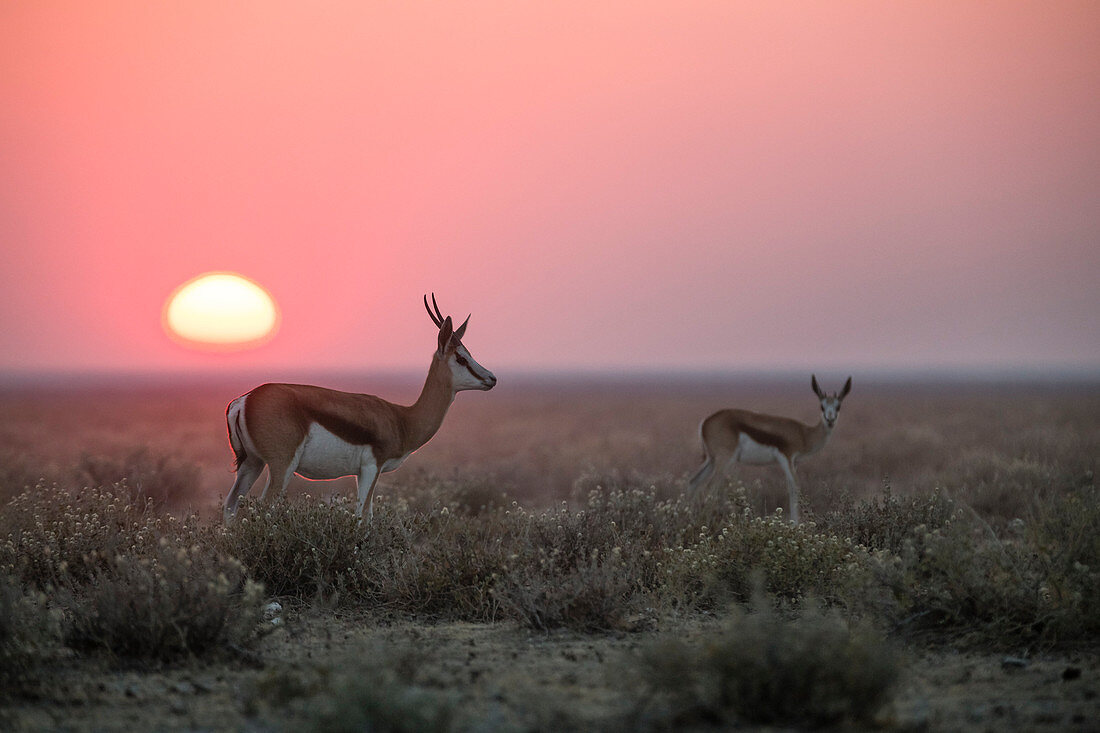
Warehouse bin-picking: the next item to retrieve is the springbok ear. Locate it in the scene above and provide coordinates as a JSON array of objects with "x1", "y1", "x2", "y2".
[
  {"x1": 437, "y1": 316, "x2": 453, "y2": 354},
  {"x1": 811, "y1": 374, "x2": 825, "y2": 399},
  {"x1": 839, "y1": 376, "x2": 852, "y2": 400},
  {"x1": 453, "y1": 314, "x2": 470, "y2": 341}
]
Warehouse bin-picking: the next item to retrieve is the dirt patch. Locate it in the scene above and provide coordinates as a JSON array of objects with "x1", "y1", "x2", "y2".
[{"x1": 5, "y1": 612, "x2": 1097, "y2": 731}]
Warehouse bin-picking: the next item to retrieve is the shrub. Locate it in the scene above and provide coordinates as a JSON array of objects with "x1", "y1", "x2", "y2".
[
  {"x1": 815, "y1": 484, "x2": 956, "y2": 554},
  {"x1": 74, "y1": 446, "x2": 202, "y2": 508},
  {"x1": 662, "y1": 511, "x2": 870, "y2": 611},
  {"x1": 216, "y1": 497, "x2": 374, "y2": 602},
  {"x1": 64, "y1": 536, "x2": 264, "y2": 662},
  {"x1": 1029, "y1": 483, "x2": 1100, "y2": 641},
  {"x1": 631, "y1": 598, "x2": 900, "y2": 729},
  {"x1": 0, "y1": 482, "x2": 174, "y2": 589},
  {"x1": 0, "y1": 448, "x2": 59, "y2": 504},
  {"x1": 949, "y1": 448, "x2": 1059, "y2": 516},
  {"x1": 395, "y1": 470, "x2": 512, "y2": 516},
  {"x1": 878, "y1": 484, "x2": 1100, "y2": 647},
  {"x1": 394, "y1": 507, "x2": 511, "y2": 620},
  {"x1": 492, "y1": 487, "x2": 712, "y2": 631},
  {"x1": 217, "y1": 496, "x2": 509, "y2": 618},
  {"x1": 253, "y1": 646, "x2": 455, "y2": 733},
  {"x1": 0, "y1": 574, "x2": 58, "y2": 687},
  {"x1": 496, "y1": 552, "x2": 639, "y2": 632}
]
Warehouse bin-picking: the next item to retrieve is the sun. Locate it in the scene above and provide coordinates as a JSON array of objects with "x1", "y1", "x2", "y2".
[{"x1": 163, "y1": 272, "x2": 279, "y2": 350}]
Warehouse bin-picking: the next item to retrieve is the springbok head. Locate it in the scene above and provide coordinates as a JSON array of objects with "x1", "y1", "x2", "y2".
[
  {"x1": 812, "y1": 375, "x2": 852, "y2": 430},
  {"x1": 424, "y1": 293, "x2": 497, "y2": 392}
]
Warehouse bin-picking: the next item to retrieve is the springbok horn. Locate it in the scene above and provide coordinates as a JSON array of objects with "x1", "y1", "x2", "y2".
[
  {"x1": 431, "y1": 293, "x2": 446, "y2": 325},
  {"x1": 424, "y1": 294, "x2": 443, "y2": 327}
]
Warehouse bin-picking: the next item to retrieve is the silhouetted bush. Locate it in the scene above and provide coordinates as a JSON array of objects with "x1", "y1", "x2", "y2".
[
  {"x1": 63, "y1": 538, "x2": 264, "y2": 662},
  {"x1": 632, "y1": 597, "x2": 900, "y2": 728},
  {"x1": 75, "y1": 446, "x2": 202, "y2": 508}
]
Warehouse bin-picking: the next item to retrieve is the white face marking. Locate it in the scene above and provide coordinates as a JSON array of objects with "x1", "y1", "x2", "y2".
[
  {"x1": 820, "y1": 397, "x2": 842, "y2": 430},
  {"x1": 448, "y1": 342, "x2": 497, "y2": 392},
  {"x1": 295, "y1": 423, "x2": 374, "y2": 480}
]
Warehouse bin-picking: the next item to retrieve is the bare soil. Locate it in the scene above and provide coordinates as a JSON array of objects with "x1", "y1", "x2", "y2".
[{"x1": 6, "y1": 611, "x2": 1098, "y2": 732}]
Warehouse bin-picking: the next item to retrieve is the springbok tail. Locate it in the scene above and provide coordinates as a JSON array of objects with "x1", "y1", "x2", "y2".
[{"x1": 226, "y1": 398, "x2": 248, "y2": 471}]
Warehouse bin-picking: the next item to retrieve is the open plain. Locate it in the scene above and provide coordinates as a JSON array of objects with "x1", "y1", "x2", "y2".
[{"x1": 2, "y1": 374, "x2": 1098, "y2": 731}]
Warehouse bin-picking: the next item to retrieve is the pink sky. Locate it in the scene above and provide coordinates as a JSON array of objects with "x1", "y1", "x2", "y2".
[{"x1": 2, "y1": 2, "x2": 1098, "y2": 376}]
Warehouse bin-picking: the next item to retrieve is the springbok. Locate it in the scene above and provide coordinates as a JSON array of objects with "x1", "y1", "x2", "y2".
[
  {"x1": 222, "y1": 295, "x2": 496, "y2": 522},
  {"x1": 688, "y1": 375, "x2": 852, "y2": 524}
]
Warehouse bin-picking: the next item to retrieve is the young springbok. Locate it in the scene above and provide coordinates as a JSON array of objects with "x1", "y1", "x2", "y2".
[
  {"x1": 688, "y1": 375, "x2": 851, "y2": 524},
  {"x1": 223, "y1": 295, "x2": 496, "y2": 522}
]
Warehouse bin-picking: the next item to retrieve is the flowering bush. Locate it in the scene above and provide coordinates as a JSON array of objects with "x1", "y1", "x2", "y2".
[{"x1": 64, "y1": 537, "x2": 264, "y2": 662}]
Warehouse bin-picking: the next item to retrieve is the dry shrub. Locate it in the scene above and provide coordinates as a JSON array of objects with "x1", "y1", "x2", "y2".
[
  {"x1": 218, "y1": 496, "x2": 510, "y2": 619},
  {"x1": 948, "y1": 448, "x2": 1060, "y2": 519},
  {"x1": 493, "y1": 483, "x2": 740, "y2": 631},
  {"x1": 662, "y1": 511, "x2": 870, "y2": 611},
  {"x1": 75, "y1": 446, "x2": 202, "y2": 508},
  {"x1": 395, "y1": 508, "x2": 511, "y2": 620},
  {"x1": 1030, "y1": 483, "x2": 1100, "y2": 640},
  {"x1": 632, "y1": 598, "x2": 900, "y2": 729},
  {"x1": 0, "y1": 574, "x2": 58, "y2": 687},
  {"x1": 64, "y1": 536, "x2": 264, "y2": 662},
  {"x1": 218, "y1": 478, "x2": 870, "y2": 630},
  {"x1": 252, "y1": 646, "x2": 456, "y2": 733},
  {"x1": 0, "y1": 447, "x2": 61, "y2": 503},
  {"x1": 216, "y1": 497, "x2": 374, "y2": 601},
  {"x1": 0, "y1": 482, "x2": 174, "y2": 589},
  {"x1": 815, "y1": 484, "x2": 956, "y2": 554},
  {"x1": 394, "y1": 470, "x2": 512, "y2": 516},
  {"x1": 880, "y1": 484, "x2": 1100, "y2": 646},
  {"x1": 496, "y1": 551, "x2": 637, "y2": 632}
]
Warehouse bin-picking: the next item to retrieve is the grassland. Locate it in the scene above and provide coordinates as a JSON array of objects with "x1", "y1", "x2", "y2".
[{"x1": 1, "y1": 374, "x2": 1098, "y2": 731}]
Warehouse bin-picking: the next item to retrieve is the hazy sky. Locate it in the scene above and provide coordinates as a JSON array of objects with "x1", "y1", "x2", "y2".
[{"x1": 2, "y1": 2, "x2": 1098, "y2": 376}]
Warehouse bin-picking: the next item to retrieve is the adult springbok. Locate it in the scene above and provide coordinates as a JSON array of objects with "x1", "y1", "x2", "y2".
[
  {"x1": 223, "y1": 295, "x2": 496, "y2": 522},
  {"x1": 688, "y1": 375, "x2": 851, "y2": 524}
]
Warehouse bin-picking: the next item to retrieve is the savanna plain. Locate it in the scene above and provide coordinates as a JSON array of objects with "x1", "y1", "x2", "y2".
[{"x1": 1, "y1": 374, "x2": 1098, "y2": 732}]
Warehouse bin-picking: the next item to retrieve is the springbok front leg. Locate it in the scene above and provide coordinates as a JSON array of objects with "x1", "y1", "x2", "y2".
[
  {"x1": 356, "y1": 461, "x2": 381, "y2": 520},
  {"x1": 776, "y1": 454, "x2": 800, "y2": 525}
]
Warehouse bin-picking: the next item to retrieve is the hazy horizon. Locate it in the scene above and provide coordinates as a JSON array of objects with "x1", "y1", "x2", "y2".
[{"x1": 1, "y1": 363, "x2": 1096, "y2": 392}]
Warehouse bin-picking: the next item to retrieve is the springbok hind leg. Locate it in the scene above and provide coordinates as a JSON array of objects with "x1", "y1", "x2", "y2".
[
  {"x1": 688, "y1": 454, "x2": 715, "y2": 491},
  {"x1": 260, "y1": 456, "x2": 297, "y2": 504},
  {"x1": 224, "y1": 457, "x2": 263, "y2": 522}
]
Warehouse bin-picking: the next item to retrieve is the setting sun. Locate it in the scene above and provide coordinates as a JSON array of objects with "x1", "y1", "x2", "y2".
[{"x1": 163, "y1": 272, "x2": 279, "y2": 350}]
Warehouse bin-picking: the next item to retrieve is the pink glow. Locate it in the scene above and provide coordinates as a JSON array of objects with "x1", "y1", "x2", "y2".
[{"x1": 1, "y1": 2, "x2": 1097, "y2": 375}]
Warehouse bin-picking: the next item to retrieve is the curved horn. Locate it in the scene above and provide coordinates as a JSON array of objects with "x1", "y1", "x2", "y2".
[
  {"x1": 424, "y1": 293, "x2": 443, "y2": 327},
  {"x1": 431, "y1": 293, "x2": 446, "y2": 325}
]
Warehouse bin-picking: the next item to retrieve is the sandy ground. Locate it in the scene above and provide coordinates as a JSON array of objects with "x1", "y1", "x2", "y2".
[{"x1": 5, "y1": 611, "x2": 1098, "y2": 732}]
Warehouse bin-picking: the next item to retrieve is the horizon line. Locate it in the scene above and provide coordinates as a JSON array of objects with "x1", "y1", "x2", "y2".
[{"x1": 1, "y1": 363, "x2": 1097, "y2": 389}]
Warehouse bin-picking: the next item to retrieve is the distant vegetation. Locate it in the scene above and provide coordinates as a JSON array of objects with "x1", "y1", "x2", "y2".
[{"x1": 1, "y1": 382, "x2": 1097, "y2": 728}]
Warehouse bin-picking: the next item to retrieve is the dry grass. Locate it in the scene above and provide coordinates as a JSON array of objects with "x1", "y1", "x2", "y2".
[{"x1": 0, "y1": 376, "x2": 1097, "y2": 728}]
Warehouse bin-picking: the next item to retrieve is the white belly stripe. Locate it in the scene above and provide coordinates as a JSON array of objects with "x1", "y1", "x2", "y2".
[
  {"x1": 295, "y1": 423, "x2": 374, "y2": 480},
  {"x1": 735, "y1": 433, "x2": 782, "y2": 465}
]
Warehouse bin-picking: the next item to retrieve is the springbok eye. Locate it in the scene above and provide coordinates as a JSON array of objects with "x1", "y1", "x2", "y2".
[{"x1": 455, "y1": 355, "x2": 468, "y2": 367}]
